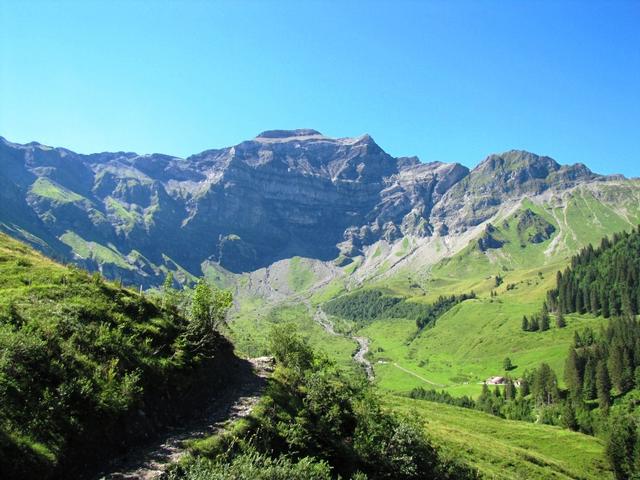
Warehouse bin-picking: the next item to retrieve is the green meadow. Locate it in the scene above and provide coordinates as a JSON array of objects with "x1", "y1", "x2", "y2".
[{"x1": 388, "y1": 396, "x2": 613, "y2": 479}]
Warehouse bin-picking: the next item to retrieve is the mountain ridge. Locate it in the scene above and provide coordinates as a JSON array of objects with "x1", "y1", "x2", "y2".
[{"x1": 0, "y1": 132, "x2": 631, "y2": 285}]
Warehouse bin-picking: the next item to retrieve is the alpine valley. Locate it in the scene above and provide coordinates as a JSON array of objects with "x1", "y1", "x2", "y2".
[{"x1": 2, "y1": 129, "x2": 640, "y2": 479}]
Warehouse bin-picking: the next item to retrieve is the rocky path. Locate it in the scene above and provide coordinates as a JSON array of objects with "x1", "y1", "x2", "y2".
[{"x1": 95, "y1": 357, "x2": 273, "y2": 480}]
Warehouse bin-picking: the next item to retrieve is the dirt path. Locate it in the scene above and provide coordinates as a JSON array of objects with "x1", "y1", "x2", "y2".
[
  {"x1": 95, "y1": 357, "x2": 273, "y2": 480},
  {"x1": 392, "y1": 362, "x2": 445, "y2": 387}
]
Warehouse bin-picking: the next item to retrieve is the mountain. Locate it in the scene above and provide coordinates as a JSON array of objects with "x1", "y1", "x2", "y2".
[
  {"x1": 0, "y1": 131, "x2": 629, "y2": 287},
  {"x1": 2, "y1": 131, "x2": 637, "y2": 480}
]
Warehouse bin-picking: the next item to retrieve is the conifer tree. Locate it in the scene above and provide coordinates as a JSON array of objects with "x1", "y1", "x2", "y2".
[
  {"x1": 504, "y1": 377, "x2": 515, "y2": 401},
  {"x1": 606, "y1": 413, "x2": 638, "y2": 480},
  {"x1": 540, "y1": 313, "x2": 550, "y2": 331},
  {"x1": 530, "y1": 316, "x2": 540, "y2": 332},
  {"x1": 503, "y1": 357, "x2": 513, "y2": 371},
  {"x1": 564, "y1": 348, "x2": 582, "y2": 399},
  {"x1": 596, "y1": 360, "x2": 612, "y2": 411},
  {"x1": 561, "y1": 401, "x2": 578, "y2": 431},
  {"x1": 583, "y1": 357, "x2": 597, "y2": 401},
  {"x1": 532, "y1": 363, "x2": 559, "y2": 406},
  {"x1": 590, "y1": 289, "x2": 599, "y2": 315}
]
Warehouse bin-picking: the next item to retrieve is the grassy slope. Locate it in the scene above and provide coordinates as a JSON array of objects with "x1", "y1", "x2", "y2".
[
  {"x1": 355, "y1": 189, "x2": 640, "y2": 396},
  {"x1": 29, "y1": 177, "x2": 85, "y2": 204},
  {"x1": 229, "y1": 301, "x2": 357, "y2": 370},
  {"x1": 60, "y1": 230, "x2": 133, "y2": 269},
  {"x1": 389, "y1": 396, "x2": 613, "y2": 479},
  {"x1": 287, "y1": 257, "x2": 316, "y2": 292},
  {"x1": 0, "y1": 232, "x2": 231, "y2": 479}
]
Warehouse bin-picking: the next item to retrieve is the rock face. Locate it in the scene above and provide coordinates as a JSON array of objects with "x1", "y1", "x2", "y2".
[{"x1": 0, "y1": 131, "x2": 613, "y2": 284}]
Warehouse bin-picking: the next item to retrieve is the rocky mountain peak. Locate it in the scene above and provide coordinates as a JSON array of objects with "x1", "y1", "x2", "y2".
[
  {"x1": 475, "y1": 150, "x2": 560, "y2": 174},
  {"x1": 0, "y1": 132, "x2": 622, "y2": 282},
  {"x1": 255, "y1": 129, "x2": 324, "y2": 140}
]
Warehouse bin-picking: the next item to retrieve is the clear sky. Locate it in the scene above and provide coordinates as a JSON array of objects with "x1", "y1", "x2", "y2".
[{"x1": 1, "y1": 1, "x2": 638, "y2": 176}]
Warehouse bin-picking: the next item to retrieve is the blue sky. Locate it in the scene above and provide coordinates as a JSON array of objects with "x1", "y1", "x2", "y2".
[{"x1": 1, "y1": 1, "x2": 638, "y2": 176}]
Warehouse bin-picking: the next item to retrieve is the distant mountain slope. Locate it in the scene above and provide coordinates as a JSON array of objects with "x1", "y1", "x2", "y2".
[{"x1": 0, "y1": 132, "x2": 631, "y2": 286}]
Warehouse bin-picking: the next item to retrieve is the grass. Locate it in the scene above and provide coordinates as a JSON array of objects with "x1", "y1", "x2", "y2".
[
  {"x1": 29, "y1": 177, "x2": 85, "y2": 204},
  {"x1": 229, "y1": 301, "x2": 357, "y2": 370},
  {"x1": 346, "y1": 196, "x2": 640, "y2": 397},
  {"x1": 364, "y1": 299, "x2": 607, "y2": 396},
  {"x1": 309, "y1": 277, "x2": 346, "y2": 305},
  {"x1": 59, "y1": 231, "x2": 133, "y2": 270},
  {"x1": 388, "y1": 396, "x2": 613, "y2": 479},
  {"x1": 105, "y1": 197, "x2": 141, "y2": 232},
  {"x1": 287, "y1": 257, "x2": 316, "y2": 292}
]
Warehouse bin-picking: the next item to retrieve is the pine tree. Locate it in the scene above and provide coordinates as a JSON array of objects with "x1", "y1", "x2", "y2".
[
  {"x1": 610, "y1": 289, "x2": 620, "y2": 317},
  {"x1": 564, "y1": 348, "x2": 582, "y2": 399},
  {"x1": 583, "y1": 357, "x2": 597, "y2": 401},
  {"x1": 521, "y1": 315, "x2": 529, "y2": 332},
  {"x1": 519, "y1": 376, "x2": 530, "y2": 398},
  {"x1": 561, "y1": 401, "x2": 578, "y2": 431},
  {"x1": 504, "y1": 377, "x2": 515, "y2": 401},
  {"x1": 605, "y1": 413, "x2": 638, "y2": 480},
  {"x1": 530, "y1": 316, "x2": 540, "y2": 332},
  {"x1": 540, "y1": 313, "x2": 550, "y2": 331},
  {"x1": 503, "y1": 357, "x2": 514, "y2": 371},
  {"x1": 532, "y1": 363, "x2": 559, "y2": 406},
  {"x1": 601, "y1": 289, "x2": 610, "y2": 318},
  {"x1": 477, "y1": 383, "x2": 493, "y2": 414},
  {"x1": 608, "y1": 342, "x2": 625, "y2": 393},
  {"x1": 621, "y1": 352, "x2": 634, "y2": 394},
  {"x1": 590, "y1": 289, "x2": 599, "y2": 315},
  {"x1": 556, "y1": 311, "x2": 566, "y2": 328},
  {"x1": 596, "y1": 360, "x2": 612, "y2": 412},
  {"x1": 582, "y1": 288, "x2": 590, "y2": 315},
  {"x1": 576, "y1": 290, "x2": 584, "y2": 314}
]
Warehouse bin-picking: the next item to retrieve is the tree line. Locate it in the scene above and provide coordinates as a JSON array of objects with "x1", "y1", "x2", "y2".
[{"x1": 546, "y1": 227, "x2": 640, "y2": 317}]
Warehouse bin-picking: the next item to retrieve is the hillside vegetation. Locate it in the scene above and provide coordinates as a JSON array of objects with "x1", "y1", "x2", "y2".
[
  {"x1": 324, "y1": 289, "x2": 475, "y2": 330},
  {"x1": 548, "y1": 227, "x2": 640, "y2": 317},
  {"x1": 390, "y1": 396, "x2": 612, "y2": 480},
  {"x1": 0, "y1": 233, "x2": 233, "y2": 479},
  {"x1": 167, "y1": 326, "x2": 479, "y2": 480}
]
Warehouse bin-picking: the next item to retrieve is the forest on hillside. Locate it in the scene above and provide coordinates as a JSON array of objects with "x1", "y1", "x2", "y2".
[
  {"x1": 547, "y1": 226, "x2": 640, "y2": 317},
  {"x1": 324, "y1": 289, "x2": 476, "y2": 330}
]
